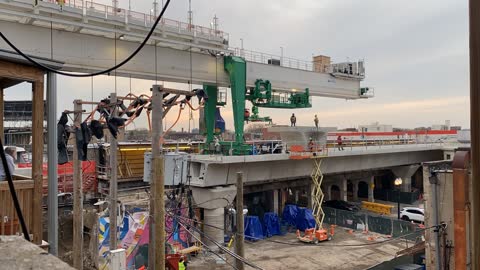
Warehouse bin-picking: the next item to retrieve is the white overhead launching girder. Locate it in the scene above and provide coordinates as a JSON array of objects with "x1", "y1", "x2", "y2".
[{"x1": 0, "y1": 0, "x2": 367, "y2": 99}]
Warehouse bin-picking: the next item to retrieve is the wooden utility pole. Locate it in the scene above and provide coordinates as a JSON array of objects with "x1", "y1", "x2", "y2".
[
  {"x1": 72, "y1": 100, "x2": 83, "y2": 270},
  {"x1": 0, "y1": 88, "x2": 3, "y2": 142},
  {"x1": 149, "y1": 85, "x2": 165, "y2": 270},
  {"x1": 470, "y1": 0, "x2": 480, "y2": 268},
  {"x1": 32, "y1": 79, "x2": 44, "y2": 245},
  {"x1": 109, "y1": 93, "x2": 119, "y2": 251},
  {"x1": 235, "y1": 172, "x2": 245, "y2": 270}
]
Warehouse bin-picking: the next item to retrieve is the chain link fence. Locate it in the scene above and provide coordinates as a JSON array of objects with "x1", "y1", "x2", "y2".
[{"x1": 323, "y1": 207, "x2": 422, "y2": 240}]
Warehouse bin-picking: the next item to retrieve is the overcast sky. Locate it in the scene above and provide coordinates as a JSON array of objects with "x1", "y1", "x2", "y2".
[{"x1": 7, "y1": 0, "x2": 471, "y2": 130}]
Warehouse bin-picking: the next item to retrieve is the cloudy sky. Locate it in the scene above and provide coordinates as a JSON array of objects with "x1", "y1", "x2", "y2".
[{"x1": 7, "y1": 0, "x2": 471, "y2": 131}]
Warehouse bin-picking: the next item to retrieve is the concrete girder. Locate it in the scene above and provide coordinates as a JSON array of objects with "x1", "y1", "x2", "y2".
[{"x1": 189, "y1": 147, "x2": 443, "y2": 187}]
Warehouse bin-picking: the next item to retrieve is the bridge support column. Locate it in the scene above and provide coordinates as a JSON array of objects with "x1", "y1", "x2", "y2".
[
  {"x1": 392, "y1": 165, "x2": 420, "y2": 192},
  {"x1": 368, "y1": 176, "x2": 375, "y2": 203},
  {"x1": 341, "y1": 178, "x2": 348, "y2": 201},
  {"x1": 203, "y1": 208, "x2": 225, "y2": 251},
  {"x1": 190, "y1": 185, "x2": 237, "y2": 251},
  {"x1": 273, "y1": 189, "x2": 279, "y2": 215},
  {"x1": 352, "y1": 180, "x2": 359, "y2": 201}
]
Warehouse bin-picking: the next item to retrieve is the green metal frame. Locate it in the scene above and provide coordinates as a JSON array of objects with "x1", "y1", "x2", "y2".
[
  {"x1": 247, "y1": 79, "x2": 311, "y2": 109},
  {"x1": 201, "y1": 57, "x2": 312, "y2": 156}
]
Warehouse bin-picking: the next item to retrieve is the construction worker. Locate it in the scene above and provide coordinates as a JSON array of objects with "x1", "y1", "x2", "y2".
[
  {"x1": 244, "y1": 109, "x2": 250, "y2": 123},
  {"x1": 56, "y1": 0, "x2": 65, "y2": 10},
  {"x1": 290, "y1": 113, "x2": 296, "y2": 127},
  {"x1": 0, "y1": 147, "x2": 16, "y2": 181},
  {"x1": 314, "y1": 115, "x2": 319, "y2": 129},
  {"x1": 179, "y1": 257, "x2": 186, "y2": 270},
  {"x1": 308, "y1": 138, "x2": 315, "y2": 152},
  {"x1": 337, "y1": 135, "x2": 344, "y2": 151}
]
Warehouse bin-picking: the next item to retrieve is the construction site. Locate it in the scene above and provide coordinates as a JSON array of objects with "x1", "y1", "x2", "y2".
[{"x1": 0, "y1": 0, "x2": 478, "y2": 270}]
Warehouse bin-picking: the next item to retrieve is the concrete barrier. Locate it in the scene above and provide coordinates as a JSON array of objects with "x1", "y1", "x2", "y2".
[{"x1": 361, "y1": 201, "x2": 394, "y2": 215}]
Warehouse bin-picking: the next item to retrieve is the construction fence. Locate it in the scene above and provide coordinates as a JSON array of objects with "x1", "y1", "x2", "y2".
[{"x1": 323, "y1": 207, "x2": 423, "y2": 240}]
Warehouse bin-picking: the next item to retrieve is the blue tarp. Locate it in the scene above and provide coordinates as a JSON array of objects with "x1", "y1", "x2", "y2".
[
  {"x1": 295, "y1": 208, "x2": 316, "y2": 231},
  {"x1": 244, "y1": 216, "x2": 264, "y2": 241},
  {"x1": 263, "y1": 212, "x2": 281, "y2": 237},
  {"x1": 282, "y1": 204, "x2": 298, "y2": 226}
]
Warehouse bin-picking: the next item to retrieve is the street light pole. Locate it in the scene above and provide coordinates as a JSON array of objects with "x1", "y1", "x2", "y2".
[
  {"x1": 394, "y1": 178, "x2": 403, "y2": 219},
  {"x1": 280, "y1": 46, "x2": 284, "y2": 66},
  {"x1": 397, "y1": 190, "x2": 400, "y2": 219}
]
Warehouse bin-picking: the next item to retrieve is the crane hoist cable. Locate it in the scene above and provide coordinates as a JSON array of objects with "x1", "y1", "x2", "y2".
[{"x1": 0, "y1": 0, "x2": 171, "y2": 77}]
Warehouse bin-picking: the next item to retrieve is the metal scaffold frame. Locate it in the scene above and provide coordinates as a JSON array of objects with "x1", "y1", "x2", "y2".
[{"x1": 311, "y1": 157, "x2": 325, "y2": 229}]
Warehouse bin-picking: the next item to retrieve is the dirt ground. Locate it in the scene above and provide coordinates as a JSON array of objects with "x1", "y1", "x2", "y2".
[{"x1": 188, "y1": 227, "x2": 411, "y2": 270}]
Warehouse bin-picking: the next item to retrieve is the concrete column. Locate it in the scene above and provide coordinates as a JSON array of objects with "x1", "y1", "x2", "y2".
[
  {"x1": 326, "y1": 184, "x2": 332, "y2": 201},
  {"x1": 273, "y1": 189, "x2": 279, "y2": 215},
  {"x1": 306, "y1": 183, "x2": 312, "y2": 209},
  {"x1": 341, "y1": 178, "x2": 348, "y2": 201},
  {"x1": 401, "y1": 177, "x2": 412, "y2": 192},
  {"x1": 203, "y1": 208, "x2": 225, "y2": 251},
  {"x1": 352, "y1": 180, "x2": 359, "y2": 201},
  {"x1": 368, "y1": 176, "x2": 375, "y2": 203}
]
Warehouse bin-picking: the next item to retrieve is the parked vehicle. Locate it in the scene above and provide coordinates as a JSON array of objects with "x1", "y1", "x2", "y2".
[
  {"x1": 400, "y1": 207, "x2": 424, "y2": 223},
  {"x1": 323, "y1": 200, "x2": 360, "y2": 212}
]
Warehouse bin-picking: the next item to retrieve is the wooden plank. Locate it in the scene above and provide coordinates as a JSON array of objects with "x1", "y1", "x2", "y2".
[
  {"x1": 31, "y1": 79, "x2": 44, "y2": 244},
  {"x1": 0, "y1": 180, "x2": 34, "y2": 191},
  {"x1": 0, "y1": 60, "x2": 44, "y2": 82}
]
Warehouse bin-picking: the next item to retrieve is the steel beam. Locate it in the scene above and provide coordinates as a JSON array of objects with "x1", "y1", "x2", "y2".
[{"x1": 47, "y1": 72, "x2": 58, "y2": 255}]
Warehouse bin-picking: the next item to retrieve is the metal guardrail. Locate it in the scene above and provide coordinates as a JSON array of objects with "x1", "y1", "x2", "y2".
[
  {"x1": 36, "y1": 0, "x2": 229, "y2": 41},
  {"x1": 233, "y1": 48, "x2": 314, "y2": 71}
]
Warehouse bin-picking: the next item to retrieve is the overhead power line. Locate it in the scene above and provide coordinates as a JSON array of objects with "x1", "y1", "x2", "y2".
[{"x1": 0, "y1": 0, "x2": 171, "y2": 77}]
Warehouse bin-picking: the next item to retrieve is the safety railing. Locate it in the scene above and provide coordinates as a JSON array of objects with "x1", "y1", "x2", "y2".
[
  {"x1": 36, "y1": 0, "x2": 229, "y2": 41},
  {"x1": 233, "y1": 48, "x2": 314, "y2": 71},
  {"x1": 0, "y1": 179, "x2": 34, "y2": 236}
]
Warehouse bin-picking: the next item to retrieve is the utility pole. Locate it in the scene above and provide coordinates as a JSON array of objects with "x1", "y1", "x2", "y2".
[
  {"x1": 469, "y1": 0, "x2": 480, "y2": 268},
  {"x1": 212, "y1": 15, "x2": 218, "y2": 36},
  {"x1": 280, "y1": 46, "x2": 284, "y2": 66},
  {"x1": 72, "y1": 100, "x2": 83, "y2": 270},
  {"x1": 149, "y1": 85, "x2": 165, "y2": 270},
  {"x1": 109, "y1": 93, "x2": 119, "y2": 252},
  {"x1": 153, "y1": 0, "x2": 158, "y2": 18},
  {"x1": 188, "y1": 0, "x2": 193, "y2": 30},
  {"x1": 235, "y1": 172, "x2": 245, "y2": 270},
  {"x1": 47, "y1": 72, "x2": 58, "y2": 256}
]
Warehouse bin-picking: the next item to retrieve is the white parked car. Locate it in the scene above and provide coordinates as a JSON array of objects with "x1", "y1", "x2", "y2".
[{"x1": 400, "y1": 207, "x2": 424, "y2": 223}]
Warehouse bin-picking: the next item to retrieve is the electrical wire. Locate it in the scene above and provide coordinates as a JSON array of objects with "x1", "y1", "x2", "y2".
[
  {"x1": 0, "y1": 0, "x2": 171, "y2": 77},
  {"x1": 161, "y1": 105, "x2": 184, "y2": 140},
  {"x1": 175, "y1": 216, "x2": 265, "y2": 270},
  {"x1": 176, "y1": 219, "x2": 239, "y2": 270}
]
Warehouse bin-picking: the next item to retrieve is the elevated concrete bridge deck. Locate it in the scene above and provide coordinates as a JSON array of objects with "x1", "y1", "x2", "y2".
[{"x1": 188, "y1": 143, "x2": 445, "y2": 187}]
